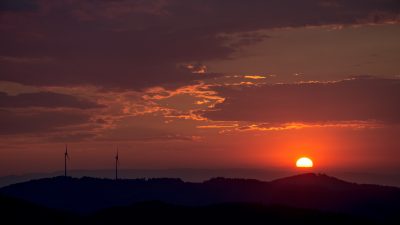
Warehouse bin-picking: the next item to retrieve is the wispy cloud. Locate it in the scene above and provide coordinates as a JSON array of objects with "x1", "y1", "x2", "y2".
[
  {"x1": 204, "y1": 77, "x2": 400, "y2": 124},
  {"x1": 0, "y1": 56, "x2": 53, "y2": 64}
]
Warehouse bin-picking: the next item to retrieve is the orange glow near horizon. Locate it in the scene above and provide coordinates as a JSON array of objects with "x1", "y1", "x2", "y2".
[{"x1": 296, "y1": 157, "x2": 313, "y2": 168}]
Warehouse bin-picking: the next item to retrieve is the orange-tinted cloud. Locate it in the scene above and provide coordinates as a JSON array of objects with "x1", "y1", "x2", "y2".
[
  {"x1": 204, "y1": 77, "x2": 400, "y2": 124},
  {"x1": 244, "y1": 75, "x2": 266, "y2": 80}
]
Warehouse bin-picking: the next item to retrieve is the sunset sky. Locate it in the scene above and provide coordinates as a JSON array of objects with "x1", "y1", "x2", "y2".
[{"x1": 0, "y1": 0, "x2": 399, "y2": 181}]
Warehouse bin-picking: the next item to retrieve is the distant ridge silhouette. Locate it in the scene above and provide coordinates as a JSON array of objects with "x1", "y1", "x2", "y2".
[
  {"x1": 1, "y1": 173, "x2": 399, "y2": 223},
  {"x1": 271, "y1": 173, "x2": 355, "y2": 189}
]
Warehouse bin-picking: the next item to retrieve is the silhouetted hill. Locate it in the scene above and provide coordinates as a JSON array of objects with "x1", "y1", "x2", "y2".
[
  {"x1": 1, "y1": 173, "x2": 399, "y2": 223},
  {"x1": 271, "y1": 173, "x2": 353, "y2": 187},
  {"x1": 0, "y1": 196, "x2": 381, "y2": 225},
  {"x1": 0, "y1": 194, "x2": 76, "y2": 225},
  {"x1": 2, "y1": 169, "x2": 400, "y2": 187},
  {"x1": 85, "y1": 201, "x2": 380, "y2": 225}
]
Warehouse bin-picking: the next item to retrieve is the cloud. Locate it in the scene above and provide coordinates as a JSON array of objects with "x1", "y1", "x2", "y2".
[
  {"x1": 0, "y1": 0, "x2": 399, "y2": 89},
  {"x1": 0, "y1": 56, "x2": 53, "y2": 64},
  {"x1": 96, "y1": 114, "x2": 202, "y2": 142},
  {"x1": 0, "y1": 110, "x2": 91, "y2": 135},
  {"x1": 0, "y1": 91, "x2": 103, "y2": 109},
  {"x1": 0, "y1": 0, "x2": 38, "y2": 12},
  {"x1": 221, "y1": 121, "x2": 383, "y2": 133},
  {"x1": 244, "y1": 75, "x2": 266, "y2": 80},
  {"x1": 203, "y1": 77, "x2": 400, "y2": 124}
]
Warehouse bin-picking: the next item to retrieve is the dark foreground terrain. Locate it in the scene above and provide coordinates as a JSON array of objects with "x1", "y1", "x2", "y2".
[
  {"x1": 1, "y1": 173, "x2": 399, "y2": 224},
  {"x1": 0, "y1": 195, "x2": 384, "y2": 225}
]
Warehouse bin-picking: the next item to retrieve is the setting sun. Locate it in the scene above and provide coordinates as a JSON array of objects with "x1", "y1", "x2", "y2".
[{"x1": 296, "y1": 157, "x2": 313, "y2": 168}]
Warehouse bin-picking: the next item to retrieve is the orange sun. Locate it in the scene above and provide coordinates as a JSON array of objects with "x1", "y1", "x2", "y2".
[{"x1": 296, "y1": 157, "x2": 313, "y2": 168}]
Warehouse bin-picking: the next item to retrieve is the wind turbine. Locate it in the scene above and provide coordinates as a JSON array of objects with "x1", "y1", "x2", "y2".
[
  {"x1": 115, "y1": 147, "x2": 119, "y2": 180},
  {"x1": 64, "y1": 144, "x2": 70, "y2": 177}
]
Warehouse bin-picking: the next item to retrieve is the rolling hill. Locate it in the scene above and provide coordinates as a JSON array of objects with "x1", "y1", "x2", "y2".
[{"x1": 1, "y1": 173, "x2": 399, "y2": 224}]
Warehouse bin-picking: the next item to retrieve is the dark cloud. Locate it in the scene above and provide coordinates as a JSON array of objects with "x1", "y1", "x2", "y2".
[
  {"x1": 204, "y1": 77, "x2": 400, "y2": 123},
  {"x1": 0, "y1": 91, "x2": 103, "y2": 109},
  {"x1": 0, "y1": 110, "x2": 91, "y2": 135},
  {"x1": 0, "y1": 0, "x2": 38, "y2": 12},
  {"x1": 0, "y1": 0, "x2": 399, "y2": 89}
]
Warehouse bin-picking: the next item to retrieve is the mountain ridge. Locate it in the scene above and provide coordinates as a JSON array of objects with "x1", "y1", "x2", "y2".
[{"x1": 1, "y1": 173, "x2": 399, "y2": 222}]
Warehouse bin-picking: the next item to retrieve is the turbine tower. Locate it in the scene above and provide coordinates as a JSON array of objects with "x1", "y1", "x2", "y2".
[
  {"x1": 64, "y1": 144, "x2": 69, "y2": 177},
  {"x1": 115, "y1": 148, "x2": 119, "y2": 180}
]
